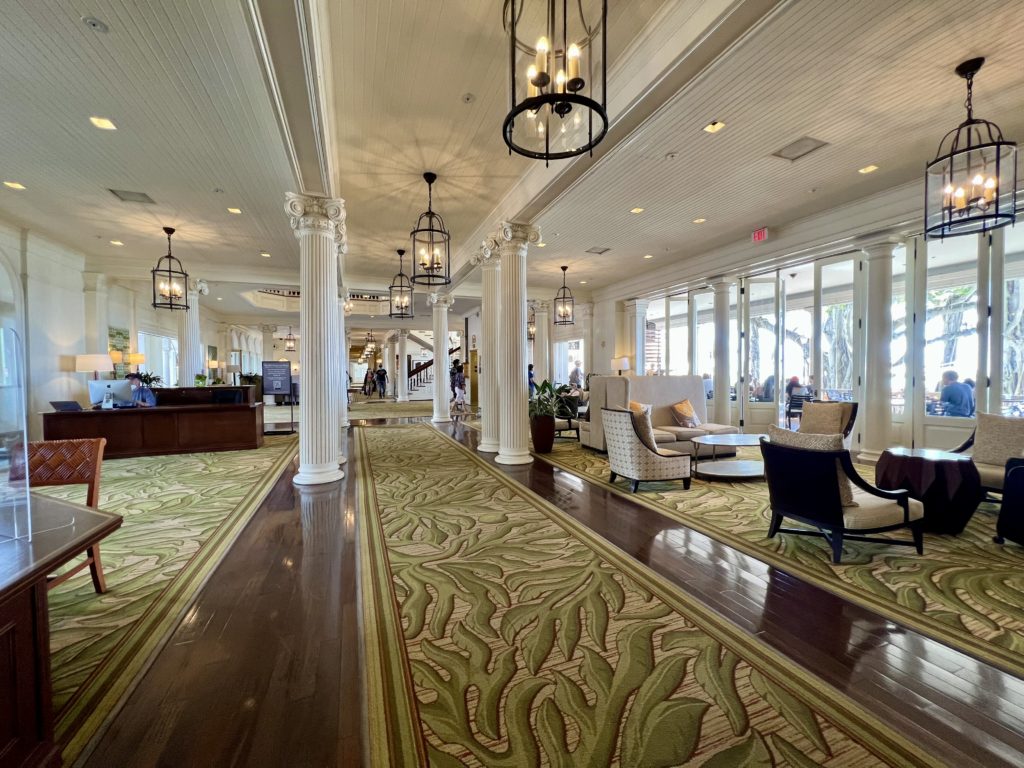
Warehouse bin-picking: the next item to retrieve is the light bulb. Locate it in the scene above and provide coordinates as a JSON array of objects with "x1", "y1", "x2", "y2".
[
  {"x1": 535, "y1": 37, "x2": 549, "y2": 81},
  {"x1": 954, "y1": 187, "x2": 966, "y2": 210},
  {"x1": 555, "y1": 69, "x2": 566, "y2": 93},
  {"x1": 537, "y1": 121, "x2": 545, "y2": 136},
  {"x1": 944, "y1": 184, "x2": 954, "y2": 194},
  {"x1": 526, "y1": 65, "x2": 539, "y2": 97},
  {"x1": 972, "y1": 173, "x2": 984, "y2": 186},
  {"x1": 567, "y1": 43, "x2": 581, "y2": 86},
  {"x1": 984, "y1": 176, "x2": 997, "y2": 202}
]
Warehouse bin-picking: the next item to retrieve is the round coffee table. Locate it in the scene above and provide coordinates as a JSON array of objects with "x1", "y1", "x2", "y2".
[{"x1": 692, "y1": 433, "x2": 767, "y2": 480}]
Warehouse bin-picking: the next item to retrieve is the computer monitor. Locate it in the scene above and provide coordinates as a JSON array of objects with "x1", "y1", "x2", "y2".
[{"x1": 88, "y1": 379, "x2": 133, "y2": 405}]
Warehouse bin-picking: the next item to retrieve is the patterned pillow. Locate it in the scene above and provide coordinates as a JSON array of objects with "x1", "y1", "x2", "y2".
[
  {"x1": 766, "y1": 425, "x2": 857, "y2": 506},
  {"x1": 670, "y1": 399, "x2": 702, "y2": 428},
  {"x1": 627, "y1": 401, "x2": 658, "y2": 452},
  {"x1": 973, "y1": 412, "x2": 1024, "y2": 467},
  {"x1": 799, "y1": 402, "x2": 844, "y2": 435}
]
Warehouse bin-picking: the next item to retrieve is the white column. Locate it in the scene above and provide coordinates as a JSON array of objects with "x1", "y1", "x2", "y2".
[
  {"x1": 495, "y1": 222, "x2": 540, "y2": 465},
  {"x1": 858, "y1": 241, "x2": 897, "y2": 462},
  {"x1": 338, "y1": 297, "x2": 349, "y2": 430},
  {"x1": 177, "y1": 283, "x2": 203, "y2": 386},
  {"x1": 285, "y1": 192, "x2": 345, "y2": 486},
  {"x1": 623, "y1": 299, "x2": 649, "y2": 375},
  {"x1": 711, "y1": 279, "x2": 732, "y2": 425},
  {"x1": 473, "y1": 245, "x2": 501, "y2": 452},
  {"x1": 429, "y1": 293, "x2": 454, "y2": 423},
  {"x1": 397, "y1": 330, "x2": 410, "y2": 402},
  {"x1": 533, "y1": 301, "x2": 550, "y2": 383},
  {"x1": 82, "y1": 272, "x2": 109, "y2": 355}
]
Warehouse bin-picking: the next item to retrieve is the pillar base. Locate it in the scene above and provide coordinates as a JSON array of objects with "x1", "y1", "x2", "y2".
[
  {"x1": 337, "y1": 455, "x2": 348, "y2": 466},
  {"x1": 856, "y1": 449, "x2": 884, "y2": 465},
  {"x1": 496, "y1": 451, "x2": 533, "y2": 465},
  {"x1": 477, "y1": 441, "x2": 500, "y2": 453},
  {"x1": 432, "y1": 415, "x2": 451, "y2": 424},
  {"x1": 293, "y1": 465, "x2": 345, "y2": 486},
  {"x1": 397, "y1": 396, "x2": 409, "y2": 403}
]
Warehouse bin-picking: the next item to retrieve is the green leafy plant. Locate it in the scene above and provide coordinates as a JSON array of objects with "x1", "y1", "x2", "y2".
[
  {"x1": 528, "y1": 380, "x2": 565, "y2": 419},
  {"x1": 194, "y1": 373, "x2": 208, "y2": 386},
  {"x1": 136, "y1": 372, "x2": 162, "y2": 387},
  {"x1": 211, "y1": 377, "x2": 225, "y2": 385}
]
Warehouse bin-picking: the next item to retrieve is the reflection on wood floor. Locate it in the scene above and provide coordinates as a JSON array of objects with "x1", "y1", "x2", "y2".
[{"x1": 83, "y1": 420, "x2": 1024, "y2": 768}]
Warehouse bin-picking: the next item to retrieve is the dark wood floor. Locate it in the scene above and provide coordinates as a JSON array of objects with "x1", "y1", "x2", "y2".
[{"x1": 81, "y1": 418, "x2": 1024, "y2": 767}]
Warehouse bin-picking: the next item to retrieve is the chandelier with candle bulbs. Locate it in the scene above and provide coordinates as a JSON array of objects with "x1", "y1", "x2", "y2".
[
  {"x1": 411, "y1": 172, "x2": 451, "y2": 286},
  {"x1": 502, "y1": 0, "x2": 608, "y2": 165},
  {"x1": 527, "y1": 307, "x2": 537, "y2": 341},
  {"x1": 151, "y1": 226, "x2": 189, "y2": 310},
  {"x1": 553, "y1": 265, "x2": 574, "y2": 325},
  {"x1": 389, "y1": 249, "x2": 414, "y2": 318},
  {"x1": 924, "y1": 57, "x2": 1017, "y2": 240},
  {"x1": 283, "y1": 327, "x2": 296, "y2": 352}
]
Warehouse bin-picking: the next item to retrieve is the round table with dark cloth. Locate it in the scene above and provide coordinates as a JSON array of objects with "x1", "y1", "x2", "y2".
[{"x1": 876, "y1": 447, "x2": 983, "y2": 535}]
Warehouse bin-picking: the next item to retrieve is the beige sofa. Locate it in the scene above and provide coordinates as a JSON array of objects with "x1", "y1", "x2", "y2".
[{"x1": 581, "y1": 375, "x2": 738, "y2": 456}]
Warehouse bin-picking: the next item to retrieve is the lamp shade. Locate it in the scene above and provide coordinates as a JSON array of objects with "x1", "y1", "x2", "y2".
[
  {"x1": 208, "y1": 359, "x2": 220, "y2": 369},
  {"x1": 75, "y1": 354, "x2": 114, "y2": 373},
  {"x1": 227, "y1": 364, "x2": 242, "y2": 373},
  {"x1": 610, "y1": 356, "x2": 630, "y2": 373},
  {"x1": 126, "y1": 353, "x2": 146, "y2": 365}
]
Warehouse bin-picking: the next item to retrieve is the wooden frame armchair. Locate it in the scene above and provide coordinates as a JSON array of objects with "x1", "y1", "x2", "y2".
[
  {"x1": 602, "y1": 408, "x2": 691, "y2": 493},
  {"x1": 760, "y1": 438, "x2": 924, "y2": 563},
  {"x1": 27, "y1": 438, "x2": 110, "y2": 593},
  {"x1": 554, "y1": 394, "x2": 581, "y2": 440},
  {"x1": 785, "y1": 393, "x2": 814, "y2": 429}
]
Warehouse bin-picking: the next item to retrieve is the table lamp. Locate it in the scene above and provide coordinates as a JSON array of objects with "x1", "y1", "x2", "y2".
[
  {"x1": 611, "y1": 356, "x2": 630, "y2": 376},
  {"x1": 75, "y1": 353, "x2": 114, "y2": 380}
]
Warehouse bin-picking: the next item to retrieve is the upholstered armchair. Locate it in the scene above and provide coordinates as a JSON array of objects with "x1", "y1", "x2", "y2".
[
  {"x1": 760, "y1": 438, "x2": 924, "y2": 564},
  {"x1": 602, "y1": 408, "x2": 691, "y2": 493},
  {"x1": 952, "y1": 412, "x2": 1024, "y2": 494},
  {"x1": 799, "y1": 400, "x2": 858, "y2": 438}
]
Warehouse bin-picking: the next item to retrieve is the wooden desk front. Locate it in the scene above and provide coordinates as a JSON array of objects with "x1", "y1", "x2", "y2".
[{"x1": 42, "y1": 404, "x2": 264, "y2": 458}]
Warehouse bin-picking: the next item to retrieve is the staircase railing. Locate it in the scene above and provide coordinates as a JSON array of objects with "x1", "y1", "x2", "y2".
[{"x1": 407, "y1": 346, "x2": 461, "y2": 390}]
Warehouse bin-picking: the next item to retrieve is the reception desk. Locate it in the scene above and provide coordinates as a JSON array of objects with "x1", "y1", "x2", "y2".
[{"x1": 42, "y1": 387, "x2": 264, "y2": 458}]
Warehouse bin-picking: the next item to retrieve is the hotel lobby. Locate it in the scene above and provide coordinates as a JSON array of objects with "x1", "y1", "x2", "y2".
[{"x1": 2, "y1": 1, "x2": 1024, "y2": 766}]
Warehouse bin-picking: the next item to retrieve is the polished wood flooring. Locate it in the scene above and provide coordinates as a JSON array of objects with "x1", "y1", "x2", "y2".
[{"x1": 82, "y1": 417, "x2": 1024, "y2": 767}]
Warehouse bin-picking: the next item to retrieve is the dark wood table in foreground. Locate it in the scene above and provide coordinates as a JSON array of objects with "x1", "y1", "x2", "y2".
[
  {"x1": 876, "y1": 447, "x2": 983, "y2": 534},
  {"x1": 0, "y1": 494, "x2": 122, "y2": 768}
]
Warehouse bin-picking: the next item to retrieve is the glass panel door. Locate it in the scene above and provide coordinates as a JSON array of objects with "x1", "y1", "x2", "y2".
[
  {"x1": 818, "y1": 259, "x2": 856, "y2": 402},
  {"x1": 692, "y1": 291, "x2": 714, "y2": 396},
  {"x1": 782, "y1": 264, "x2": 814, "y2": 426},
  {"x1": 667, "y1": 294, "x2": 688, "y2": 375}
]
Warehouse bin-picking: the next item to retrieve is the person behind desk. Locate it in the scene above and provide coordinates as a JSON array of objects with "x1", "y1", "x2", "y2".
[
  {"x1": 126, "y1": 373, "x2": 156, "y2": 407},
  {"x1": 940, "y1": 370, "x2": 974, "y2": 417}
]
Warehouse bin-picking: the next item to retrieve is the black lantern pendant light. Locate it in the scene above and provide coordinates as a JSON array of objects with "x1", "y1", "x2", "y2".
[
  {"x1": 151, "y1": 226, "x2": 189, "y2": 310},
  {"x1": 365, "y1": 330, "x2": 376, "y2": 352},
  {"x1": 924, "y1": 57, "x2": 1017, "y2": 240},
  {"x1": 284, "y1": 326, "x2": 296, "y2": 352},
  {"x1": 527, "y1": 307, "x2": 537, "y2": 341},
  {"x1": 411, "y1": 172, "x2": 451, "y2": 286},
  {"x1": 553, "y1": 265, "x2": 574, "y2": 325},
  {"x1": 389, "y1": 249, "x2": 414, "y2": 319},
  {"x1": 502, "y1": 0, "x2": 608, "y2": 166}
]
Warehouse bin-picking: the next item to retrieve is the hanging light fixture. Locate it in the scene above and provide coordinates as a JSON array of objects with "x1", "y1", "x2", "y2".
[
  {"x1": 343, "y1": 292, "x2": 354, "y2": 316},
  {"x1": 502, "y1": 0, "x2": 608, "y2": 166},
  {"x1": 925, "y1": 57, "x2": 1017, "y2": 240},
  {"x1": 365, "y1": 330, "x2": 376, "y2": 352},
  {"x1": 411, "y1": 172, "x2": 451, "y2": 286},
  {"x1": 553, "y1": 265, "x2": 574, "y2": 325},
  {"x1": 389, "y1": 249, "x2": 414, "y2": 319},
  {"x1": 284, "y1": 326, "x2": 296, "y2": 352},
  {"x1": 527, "y1": 307, "x2": 537, "y2": 341},
  {"x1": 151, "y1": 226, "x2": 189, "y2": 310}
]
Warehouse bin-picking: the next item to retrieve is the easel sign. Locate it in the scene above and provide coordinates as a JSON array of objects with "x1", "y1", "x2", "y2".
[{"x1": 262, "y1": 360, "x2": 295, "y2": 435}]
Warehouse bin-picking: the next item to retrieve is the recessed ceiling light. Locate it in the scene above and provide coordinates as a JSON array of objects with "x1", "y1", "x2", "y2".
[
  {"x1": 703, "y1": 120, "x2": 725, "y2": 134},
  {"x1": 536, "y1": 242, "x2": 546, "y2": 248},
  {"x1": 579, "y1": 280, "x2": 587, "y2": 284},
  {"x1": 110, "y1": 240, "x2": 124, "y2": 246},
  {"x1": 630, "y1": 207, "x2": 644, "y2": 214},
  {"x1": 217, "y1": 297, "x2": 223, "y2": 301},
  {"x1": 693, "y1": 218, "x2": 706, "y2": 224},
  {"x1": 858, "y1": 164, "x2": 879, "y2": 174},
  {"x1": 3, "y1": 181, "x2": 26, "y2": 190},
  {"x1": 260, "y1": 251, "x2": 271, "y2": 258},
  {"x1": 644, "y1": 254, "x2": 654, "y2": 259},
  {"x1": 227, "y1": 207, "x2": 242, "y2": 214},
  {"x1": 89, "y1": 116, "x2": 117, "y2": 130}
]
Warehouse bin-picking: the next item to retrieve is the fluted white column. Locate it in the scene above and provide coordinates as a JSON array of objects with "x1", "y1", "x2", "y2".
[
  {"x1": 533, "y1": 301, "x2": 551, "y2": 383},
  {"x1": 711, "y1": 279, "x2": 732, "y2": 425},
  {"x1": 397, "y1": 330, "x2": 410, "y2": 402},
  {"x1": 430, "y1": 293, "x2": 454, "y2": 423},
  {"x1": 473, "y1": 245, "x2": 501, "y2": 452},
  {"x1": 177, "y1": 283, "x2": 203, "y2": 386},
  {"x1": 624, "y1": 299, "x2": 649, "y2": 376},
  {"x1": 286, "y1": 192, "x2": 345, "y2": 486},
  {"x1": 858, "y1": 240, "x2": 897, "y2": 462},
  {"x1": 495, "y1": 222, "x2": 540, "y2": 465},
  {"x1": 338, "y1": 297, "x2": 349, "y2": 431}
]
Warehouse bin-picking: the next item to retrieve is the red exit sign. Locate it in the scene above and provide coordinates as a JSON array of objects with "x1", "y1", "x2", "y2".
[{"x1": 752, "y1": 227, "x2": 769, "y2": 243}]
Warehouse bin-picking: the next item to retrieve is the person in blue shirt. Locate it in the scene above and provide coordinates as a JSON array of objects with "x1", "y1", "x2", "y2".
[
  {"x1": 528, "y1": 363, "x2": 536, "y2": 396},
  {"x1": 939, "y1": 370, "x2": 974, "y2": 417},
  {"x1": 127, "y1": 373, "x2": 157, "y2": 407}
]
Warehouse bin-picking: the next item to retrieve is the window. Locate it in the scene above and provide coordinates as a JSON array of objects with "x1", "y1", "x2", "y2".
[
  {"x1": 1002, "y1": 227, "x2": 1024, "y2": 417},
  {"x1": 782, "y1": 264, "x2": 814, "y2": 397},
  {"x1": 819, "y1": 260, "x2": 855, "y2": 400},
  {"x1": 138, "y1": 332, "x2": 179, "y2": 387},
  {"x1": 644, "y1": 302, "x2": 665, "y2": 374},
  {"x1": 746, "y1": 280, "x2": 777, "y2": 402},
  {"x1": 891, "y1": 246, "x2": 907, "y2": 415},
  {"x1": 667, "y1": 294, "x2": 688, "y2": 375}
]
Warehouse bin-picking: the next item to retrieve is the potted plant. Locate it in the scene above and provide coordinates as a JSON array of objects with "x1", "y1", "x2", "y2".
[
  {"x1": 529, "y1": 380, "x2": 560, "y2": 453},
  {"x1": 194, "y1": 373, "x2": 208, "y2": 387},
  {"x1": 137, "y1": 372, "x2": 162, "y2": 388}
]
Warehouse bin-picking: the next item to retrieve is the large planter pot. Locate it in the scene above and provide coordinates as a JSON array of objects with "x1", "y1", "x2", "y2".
[{"x1": 530, "y1": 415, "x2": 556, "y2": 454}]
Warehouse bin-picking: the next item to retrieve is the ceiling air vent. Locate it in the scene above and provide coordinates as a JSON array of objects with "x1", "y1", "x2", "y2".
[
  {"x1": 108, "y1": 189, "x2": 156, "y2": 204},
  {"x1": 771, "y1": 136, "x2": 828, "y2": 162},
  {"x1": 585, "y1": 246, "x2": 611, "y2": 255}
]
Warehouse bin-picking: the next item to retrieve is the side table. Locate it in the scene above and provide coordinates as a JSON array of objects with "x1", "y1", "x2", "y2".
[{"x1": 876, "y1": 447, "x2": 983, "y2": 535}]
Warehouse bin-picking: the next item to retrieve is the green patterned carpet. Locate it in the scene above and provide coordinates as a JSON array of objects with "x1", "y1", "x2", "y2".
[
  {"x1": 356, "y1": 424, "x2": 936, "y2": 767},
  {"x1": 536, "y1": 442, "x2": 1024, "y2": 678},
  {"x1": 38, "y1": 436, "x2": 298, "y2": 764},
  {"x1": 350, "y1": 398, "x2": 435, "y2": 419}
]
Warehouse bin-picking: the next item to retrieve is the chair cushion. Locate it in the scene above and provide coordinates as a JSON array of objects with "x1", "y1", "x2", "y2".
[
  {"x1": 973, "y1": 413, "x2": 1024, "y2": 468},
  {"x1": 628, "y1": 401, "x2": 658, "y2": 452},
  {"x1": 554, "y1": 418, "x2": 573, "y2": 430},
  {"x1": 658, "y1": 425, "x2": 707, "y2": 441},
  {"x1": 799, "y1": 402, "x2": 845, "y2": 435},
  {"x1": 766, "y1": 425, "x2": 857, "y2": 506},
  {"x1": 651, "y1": 429, "x2": 678, "y2": 444},
  {"x1": 657, "y1": 447, "x2": 685, "y2": 457},
  {"x1": 975, "y1": 461, "x2": 1004, "y2": 490},
  {"x1": 842, "y1": 489, "x2": 923, "y2": 529},
  {"x1": 670, "y1": 399, "x2": 702, "y2": 428},
  {"x1": 701, "y1": 423, "x2": 739, "y2": 436}
]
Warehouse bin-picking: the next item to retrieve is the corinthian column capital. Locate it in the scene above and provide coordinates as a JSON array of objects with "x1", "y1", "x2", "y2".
[
  {"x1": 428, "y1": 292, "x2": 455, "y2": 309},
  {"x1": 285, "y1": 192, "x2": 346, "y2": 238}
]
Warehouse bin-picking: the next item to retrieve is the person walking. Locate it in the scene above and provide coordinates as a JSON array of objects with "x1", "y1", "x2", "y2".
[
  {"x1": 362, "y1": 369, "x2": 374, "y2": 397},
  {"x1": 528, "y1": 363, "x2": 536, "y2": 396},
  {"x1": 569, "y1": 360, "x2": 584, "y2": 389},
  {"x1": 450, "y1": 358, "x2": 460, "y2": 402},
  {"x1": 374, "y1": 364, "x2": 389, "y2": 400},
  {"x1": 452, "y1": 364, "x2": 467, "y2": 416}
]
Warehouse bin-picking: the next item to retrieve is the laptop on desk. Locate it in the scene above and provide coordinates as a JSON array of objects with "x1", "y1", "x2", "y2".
[{"x1": 50, "y1": 401, "x2": 83, "y2": 412}]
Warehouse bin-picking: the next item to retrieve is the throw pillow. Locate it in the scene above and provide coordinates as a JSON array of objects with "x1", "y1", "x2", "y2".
[
  {"x1": 973, "y1": 412, "x2": 1024, "y2": 467},
  {"x1": 766, "y1": 425, "x2": 857, "y2": 506},
  {"x1": 799, "y1": 402, "x2": 844, "y2": 435},
  {"x1": 670, "y1": 399, "x2": 702, "y2": 428},
  {"x1": 628, "y1": 401, "x2": 658, "y2": 452}
]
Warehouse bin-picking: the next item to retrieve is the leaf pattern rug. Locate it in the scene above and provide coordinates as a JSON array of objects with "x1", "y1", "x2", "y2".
[
  {"x1": 534, "y1": 442, "x2": 1024, "y2": 678},
  {"x1": 350, "y1": 399, "x2": 435, "y2": 419},
  {"x1": 37, "y1": 435, "x2": 298, "y2": 765},
  {"x1": 356, "y1": 424, "x2": 936, "y2": 766}
]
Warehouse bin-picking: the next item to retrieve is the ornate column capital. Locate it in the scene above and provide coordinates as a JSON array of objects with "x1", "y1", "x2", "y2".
[
  {"x1": 285, "y1": 192, "x2": 346, "y2": 239},
  {"x1": 497, "y1": 221, "x2": 542, "y2": 246},
  {"x1": 398, "y1": 329, "x2": 409, "y2": 339},
  {"x1": 856, "y1": 236, "x2": 900, "y2": 260},
  {"x1": 428, "y1": 292, "x2": 455, "y2": 309},
  {"x1": 529, "y1": 299, "x2": 550, "y2": 314},
  {"x1": 576, "y1": 302, "x2": 594, "y2": 320},
  {"x1": 623, "y1": 298, "x2": 650, "y2": 313}
]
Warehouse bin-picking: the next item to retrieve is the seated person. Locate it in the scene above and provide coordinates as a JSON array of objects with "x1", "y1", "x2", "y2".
[
  {"x1": 127, "y1": 373, "x2": 157, "y2": 407},
  {"x1": 939, "y1": 370, "x2": 974, "y2": 417}
]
